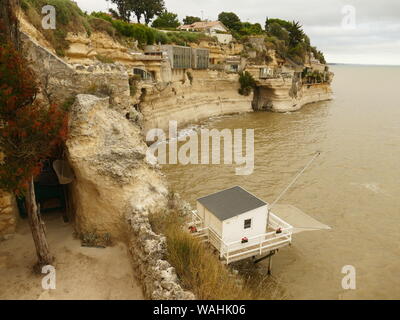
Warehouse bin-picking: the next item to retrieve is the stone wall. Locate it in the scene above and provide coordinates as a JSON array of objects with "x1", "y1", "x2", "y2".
[
  {"x1": 0, "y1": 190, "x2": 18, "y2": 239},
  {"x1": 21, "y1": 32, "x2": 131, "y2": 113},
  {"x1": 127, "y1": 209, "x2": 195, "y2": 299}
]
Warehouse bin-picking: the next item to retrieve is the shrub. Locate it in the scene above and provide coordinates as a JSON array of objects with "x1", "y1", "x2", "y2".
[
  {"x1": 95, "y1": 54, "x2": 115, "y2": 64},
  {"x1": 154, "y1": 30, "x2": 169, "y2": 44},
  {"x1": 21, "y1": 0, "x2": 91, "y2": 56},
  {"x1": 88, "y1": 17, "x2": 115, "y2": 37},
  {"x1": 238, "y1": 71, "x2": 256, "y2": 96}
]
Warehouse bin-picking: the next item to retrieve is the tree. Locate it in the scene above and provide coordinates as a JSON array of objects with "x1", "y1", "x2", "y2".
[
  {"x1": 106, "y1": 0, "x2": 132, "y2": 22},
  {"x1": 239, "y1": 22, "x2": 263, "y2": 35},
  {"x1": 183, "y1": 16, "x2": 201, "y2": 25},
  {"x1": 267, "y1": 22, "x2": 290, "y2": 44},
  {"x1": 265, "y1": 18, "x2": 292, "y2": 31},
  {"x1": 107, "y1": 0, "x2": 165, "y2": 24},
  {"x1": 130, "y1": 0, "x2": 144, "y2": 23},
  {"x1": 152, "y1": 11, "x2": 180, "y2": 29},
  {"x1": 218, "y1": 12, "x2": 242, "y2": 32},
  {"x1": 108, "y1": 8, "x2": 123, "y2": 20},
  {"x1": 0, "y1": 5, "x2": 68, "y2": 271},
  {"x1": 142, "y1": 0, "x2": 165, "y2": 25},
  {"x1": 287, "y1": 21, "x2": 305, "y2": 47},
  {"x1": 238, "y1": 71, "x2": 256, "y2": 96}
]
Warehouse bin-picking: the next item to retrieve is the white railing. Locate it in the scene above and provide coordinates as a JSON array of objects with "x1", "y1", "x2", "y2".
[
  {"x1": 191, "y1": 211, "x2": 293, "y2": 264},
  {"x1": 190, "y1": 210, "x2": 204, "y2": 227}
]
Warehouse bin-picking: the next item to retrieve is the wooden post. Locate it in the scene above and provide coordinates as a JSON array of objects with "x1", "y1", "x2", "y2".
[
  {"x1": 267, "y1": 252, "x2": 273, "y2": 275},
  {"x1": 26, "y1": 177, "x2": 54, "y2": 272}
]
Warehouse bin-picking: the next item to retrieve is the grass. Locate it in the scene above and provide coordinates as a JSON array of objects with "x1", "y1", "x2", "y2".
[
  {"x1": 21, "y1": 0, "x2": 92, "y2": 56},
  {"x1": 149, "y1": 205, "x2": 284, "y2": 300}
]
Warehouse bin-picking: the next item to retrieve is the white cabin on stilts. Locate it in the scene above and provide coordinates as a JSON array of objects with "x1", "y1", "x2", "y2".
[{"x1": 191, "y1": 186, "x2": 293, "y2": 264}]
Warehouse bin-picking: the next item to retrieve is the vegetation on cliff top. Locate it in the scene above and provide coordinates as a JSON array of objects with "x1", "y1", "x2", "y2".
[
  {"x1": 217, "y1": 11, "x2": 326, "y2": 65},
  {"x1": 20, "y1": 0, "x2": 326, "y2": 65},
  {"x1": 20, "y1": 0, "x2": 217, "y2": 54},
  {"x1": 20, "y1": 0, "x2": 91, "y2": 56},
  {"x1": 91, "y1": 11, "x2": 216, "y2": 46}
]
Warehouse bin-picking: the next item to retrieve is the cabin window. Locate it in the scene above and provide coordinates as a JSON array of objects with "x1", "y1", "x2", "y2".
[{"x1": 244, "y1": 219, "x2": 252, "y2": 229}]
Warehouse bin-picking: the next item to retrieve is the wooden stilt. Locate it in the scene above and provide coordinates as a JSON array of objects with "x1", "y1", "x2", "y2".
[{"x1": 267, "y1": 254, "x2": 273, "y2": 275}]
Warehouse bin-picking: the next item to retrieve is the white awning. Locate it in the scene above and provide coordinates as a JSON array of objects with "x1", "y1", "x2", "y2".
[{"x1": 272, "y1": 204, "x2": 331, "y2": 234}]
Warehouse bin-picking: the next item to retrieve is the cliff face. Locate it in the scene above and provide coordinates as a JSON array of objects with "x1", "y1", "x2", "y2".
[
  {"x1": 66, "y1": 94, "x2": 194, "y2": 299},
  {"x1": 253, "y1": 78, "x2": 333, "y2": 112},
  {"x1": 140, "y1": 70, "x2": 254, "y2": 132},
  {"x1": 66, "y1": 95, "x2": 169, "y2": 238},
  {"x1": 21, "y1": 32, "x2": 132, "y2": 113}
]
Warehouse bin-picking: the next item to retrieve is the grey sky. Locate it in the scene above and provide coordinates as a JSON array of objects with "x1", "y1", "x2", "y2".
[{"x1": 75, "y1": 0, "x2": 400, "y2": 65}]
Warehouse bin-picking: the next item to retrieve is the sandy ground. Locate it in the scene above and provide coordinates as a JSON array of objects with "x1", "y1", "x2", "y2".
[{"x1": 0, "y1": 212, "x2": 144, "y2": 300}]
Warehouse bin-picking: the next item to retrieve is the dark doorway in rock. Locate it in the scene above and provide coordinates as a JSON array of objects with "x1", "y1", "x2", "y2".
[{"x1": 16, "y1": 159, "x2": 73, "y2": 223}]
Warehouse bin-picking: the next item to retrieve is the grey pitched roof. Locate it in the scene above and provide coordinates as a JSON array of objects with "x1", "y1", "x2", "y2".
[{"x1": 197, "y1": 186, "x2": 267, "y2": 221}]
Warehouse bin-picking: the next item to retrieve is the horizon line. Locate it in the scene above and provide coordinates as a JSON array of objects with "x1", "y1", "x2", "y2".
[{"x1": 328, "y1": 62, "x2": 400, "y2": 67}]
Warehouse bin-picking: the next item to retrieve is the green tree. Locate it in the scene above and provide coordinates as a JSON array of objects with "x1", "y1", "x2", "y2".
[
  {"x1": 183, "y1": 16, "x2": 201, "y2": 25},
  {"x1": 265, "y1": 18, "x2": 292, "y2": 31},
  {"x1": 239, "y1": 22, "x2": 263, "y2": 35},
  {"x1": 152, "y1": 11, "x2": 180, "y2": 29},
  {"x1": 218, "y1": 12, "x2": 241, "y2": 32},
  {"x1": 106, "y1": 0, "x2": 132, "y2": 22},
  {"x1": 106, "y1": 0, "x2": 165, "y2": 24},
  {"x1": 142, "y1": 0, "x2": 165, "y2": 25},
  {"x1": 130, "y1": 0, "x2": 144, "y2": 23},
  {"x1": 238, "y1": 71, "x2": 256, "y2": 96},
  {"x1": 287, "y1": 21, "x2": 305, "y2": 47},
  {"x1": 267, "y1": 23, "x2": 289, "y2": 43}
]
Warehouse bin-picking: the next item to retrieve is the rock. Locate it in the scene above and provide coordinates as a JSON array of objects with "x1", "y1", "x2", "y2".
[
  {"x1": 21, "y1": 33, "x2": 131, "y2": 113},
  {"x1": 66, "y1": 94, "x2": 168, "y2": 239}
]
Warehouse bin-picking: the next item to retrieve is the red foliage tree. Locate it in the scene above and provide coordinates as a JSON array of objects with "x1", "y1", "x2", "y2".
[{"x1": 0, "y1": 32, "x2": 68, "y2": 269}]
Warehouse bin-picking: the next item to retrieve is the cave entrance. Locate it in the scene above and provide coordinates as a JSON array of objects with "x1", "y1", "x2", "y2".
[{"x1": 16, "y1": 158, "x2": 74, "y2": 224}]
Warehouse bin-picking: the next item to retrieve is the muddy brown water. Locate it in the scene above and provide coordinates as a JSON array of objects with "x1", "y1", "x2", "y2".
[{"x1": 161, "y1": 66, "x2": 400, "y2": 299}]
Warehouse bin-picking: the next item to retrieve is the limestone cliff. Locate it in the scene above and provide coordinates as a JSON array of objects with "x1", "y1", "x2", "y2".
[
  {"x1": 66, "y1": 94, "x2": 194, "y2": 299},
  {"x1": 66, "y1": 95, "x2": 168, "y2": 237},
  {"x1": 140, "y1": 70, "x2": 254, "y2": 132},
  {"x1": 253, "y1": 78, "x2": 333, "y2": 112},
  {"x1": 21, "y1": 32, "x2": 131, "y2": 112}
]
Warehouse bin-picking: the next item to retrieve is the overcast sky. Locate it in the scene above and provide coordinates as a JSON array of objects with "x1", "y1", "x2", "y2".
[{"x1": 75, "y1": 0, "x2": 400, "y2": 65}]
